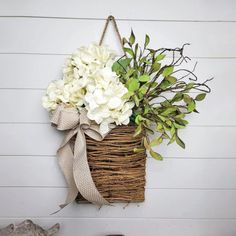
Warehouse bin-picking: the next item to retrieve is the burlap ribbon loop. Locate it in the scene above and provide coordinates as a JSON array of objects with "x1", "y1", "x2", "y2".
[{"x1": 51, "y1": 105, "x2": 110, "y2": 210}]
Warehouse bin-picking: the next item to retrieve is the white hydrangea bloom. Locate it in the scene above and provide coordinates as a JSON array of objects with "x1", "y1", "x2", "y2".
[
  {"x1": 63, "y1": 43, "x2": 116, "y2": 83},
  {"x1": 42, "y1": 43, "x2": 134, "y2": 133},
  {"x1": 42, "y1": 80, "x2": 65, "y2": 111},
  {"x1": 85, "y1": 67, "x2": 134, "y2": 134},
  {"x1": 63, "y1": 79, "x2": 85, "y2": 107},
  {"x1": 42, "y1": 79, "x2": 85, "y2": 111}
]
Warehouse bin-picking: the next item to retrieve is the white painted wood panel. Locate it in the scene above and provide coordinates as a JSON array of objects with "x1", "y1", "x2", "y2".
[
  {"x1": 1, "y1": 156, "x2": 236, "y2": 190},
  {"x1": 0, "y1": 54, "x2": 64, "y2": 89},
  {"x1": 0, "y1": 188, "x2": 236, "y2": 218},
  {"x1": 0, "y1": 18, "x2": 235, "y2": 57},
  {"x1": 0, "y1": 124, "x2": 235, "y2": 158},
  {"x1": 0, "y1": 0, "x2": 235, "y2": 21},
  {"x1": 0, "y1": 55, "x2": 220, "y2": 89},
  {"x1": 0, "y1": 90, "x2": 49, "y2": 123},
  {"x1": 0, "y1": 0, "x2": 235, "y2": 235},
  {"x1": 0, "y1": 218, "x2": 236, "y2": 236}
]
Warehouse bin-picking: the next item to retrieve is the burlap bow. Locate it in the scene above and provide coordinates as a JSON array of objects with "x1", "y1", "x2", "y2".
[{"x1": 51, "y1": 105, "x2": 110, "y2": 210}]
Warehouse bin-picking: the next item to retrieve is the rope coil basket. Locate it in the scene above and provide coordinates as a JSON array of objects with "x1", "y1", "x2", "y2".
[{"x1": 76, "y1": 125, "x2": 147, "y2": 203}]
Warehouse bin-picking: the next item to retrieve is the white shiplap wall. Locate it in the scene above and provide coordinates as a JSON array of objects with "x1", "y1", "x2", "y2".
[{"x1": 0, "y1": 0, "x2": 236, "y2": 235}]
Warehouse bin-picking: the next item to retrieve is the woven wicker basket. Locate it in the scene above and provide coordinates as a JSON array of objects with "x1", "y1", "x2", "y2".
[{"x1": 76, "y1": 125, "x2": 146, "y2": 203}]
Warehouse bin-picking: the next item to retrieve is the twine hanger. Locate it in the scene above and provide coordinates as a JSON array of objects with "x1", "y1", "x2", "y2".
[{"x1": 99, "y1": 15, "x2": 124, "y2": 52}]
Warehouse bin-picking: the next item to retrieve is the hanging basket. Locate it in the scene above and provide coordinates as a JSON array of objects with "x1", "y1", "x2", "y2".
[
  {"x1": 42, "y1": 15, "x2": 211, "y2": 211},
  {"x1": 76, "y1": 125, "x2": 146, "y2": 203}
]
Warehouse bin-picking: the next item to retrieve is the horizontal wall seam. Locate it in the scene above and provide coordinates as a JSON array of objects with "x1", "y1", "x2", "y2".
[
  {"x1": 0, "y1": 122, "x2": 235, "y2": 127},
  {"x1": 0, "y1": 155, "x2": 235, "y2": 159},
  {"x1": 1, "y1": 53, "x2": 236, "y2": 59},
  {"x1": 0, "y1": 15, "x2": 236, "y2": 23},
  {"x1": 1, "y1": 216, "x2": 236, "y2": 220},
  {"x1": 0, "y1": 186, "x2": 235, "y2": 191}
]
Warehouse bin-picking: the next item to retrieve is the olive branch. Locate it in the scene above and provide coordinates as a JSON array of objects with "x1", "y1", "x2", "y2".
[{"x1": 112, "y1": 30, "x2": 212, "y2": 160}]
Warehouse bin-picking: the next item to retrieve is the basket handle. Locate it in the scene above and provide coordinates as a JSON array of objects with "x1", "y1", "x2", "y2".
[{"x1": 99, "y1": 15, "x2": 124, "y2": 51}]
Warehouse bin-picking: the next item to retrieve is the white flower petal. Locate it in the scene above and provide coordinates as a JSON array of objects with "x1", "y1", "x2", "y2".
[
  {"x1": 108, "y1": 97, "x2": 122, "y2": 109},
  {"x1": 99, "y1": 122, "x2": 110, "y2": 135}
]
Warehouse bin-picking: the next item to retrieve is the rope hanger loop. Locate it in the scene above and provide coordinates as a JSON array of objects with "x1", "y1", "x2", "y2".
[{"x1": 99, "y1": 15, "x2": 123, "y2": 51}]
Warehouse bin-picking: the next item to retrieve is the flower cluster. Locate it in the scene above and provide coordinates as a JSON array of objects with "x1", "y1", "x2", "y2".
[{"x1": 42, "y1": 43, "x2": 134, "y2": 134}]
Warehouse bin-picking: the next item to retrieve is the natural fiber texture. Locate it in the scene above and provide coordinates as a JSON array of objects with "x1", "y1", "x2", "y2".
[
  {"x1": 99, "y1": 15, "x2": 123, "y2": 48},
  {"x1": 51, "y1": 105, "x2": 110, "y2": 211},
  {"x1": 76, "y1": 125, "x2": 146, "y2": 203}
]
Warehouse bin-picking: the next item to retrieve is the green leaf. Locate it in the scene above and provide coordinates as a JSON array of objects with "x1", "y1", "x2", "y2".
[
  {"x1": 124, "y1": 47, "x2": 134, "y2": 57},
  {"x1": 134, "y1": 43, "x2": 138, "y2": 54},
  {"x1": 185, "y1": 82, "x2": 194, "y2": 90},
  {"x1": 162, "y1": 132, "x2": 170, "y2": 139},
  {"x1": 126, "y1": 68, "x2": 135, "y2": 77},
  {"x1": 134, "y1": 147, "x2": 145, "y2": 153},
  {"x1": 144, "y1": 106, "x2": 150, "y2": 115},
  {"x1": 166, "y1": 76, "x2": 177, "y2": 84},
  {"x1": 112, "y1": 62, "x2": 121, "y2": 73},
  {"x1": 166, "y1": 120, "x2": 172, "y2": 126},
  {"x1": 147, "y1": 48, "x2": 155, "y2": 53},
  {"x1": 161, "y1": 107, "x2": 177, "y2": 116},
  {"x1": 170, "y1": 125, "x2": 176, "y2": 136},
  {"x1": 140, "y1": 56, "x2": 147, "y2": 63},
  {"x1": 152, "y1": 62, "x2": 161, "y2": 72},
  {"x1": 162, "y1": 66, "x2": 174, "y2": 77},
  {"x1": 187, "y1": 100, "x2": 196, "y2": 112},
  {"x1": 183, "y1": 94, "x2": 192, "y2": 104},
  {"x1": 143, "y1": 137, "x2": 150, "y2": 151},
  {"x1": 172, "y1": 92, "x2": 183, "y2": 103},
  {"x1": 129, "y1": 30, "x2": 135, "y2": 45},
  {"x1": 163, "y1": 124, "x2": 171, "y2": 132},
  {"x1": 161, "y1": 100, "x2": 172, "y2": 107},
  {"x1": 134, "y1": 94, "x2": 140, "y2": 106},
  {"x1": 122, "y1": 91, "x2": 134, "y2": 100},
  {"x1": 119, "y1": 58, "x2": 132, "y2": 68},
  {"x1": 155, "y1": 54, "x2": 166, "y2": 62},
  {"x1": 176, "y1": 135, "x2": 185, "y2": 149},
  {"x1": 150, "y1": 150, "x2": 163, "y2": 160},
  {"x1": 173, "y1": 122, "x2": 185, "y2": 129},
  {"x1": 139, "y1": 85, "x2": 148, "y2": 95},
  {"x1": 156, "y1": 123, "x2": 163, "y2": 131},
  {"x1": 138, "y1": 74, "x2": 150, "y2": 82},
  {"x1": 127, "y1": 78, "x2": 140, "y2": 92},
  {"x1": 138, "y1": 91, "x2": 144, "y2": 99},
  {"x1": 144, "y1": 34, "x2": 150, "y2": 48},
  {"x1": 134, "y1": 124, "x2": 142, "y2": 137},
  {"x1": 122, "y1": 37, "x2": 129, "y2": 45},
  {"x1": 158, "y1": 115, "x2": 166, "y2": 122},
  {"x1": 160, "y1": 79, "x2": 171, "y2": 89},
  {"x1": 175, "y1": 118, "x2": 188, "y2": 126},
  {"x1": 175, "y1": 113, "x2": 185, "y2": 119},
  {"x1": 135, "y1": 114, "x2": 145, "y2": 125},
  {"x1": 150, "y1": 137, "x2": 163, "y2": 147},
  {"x1": 168, "y1": 134, "x2": 176, "y2": 145},
  {"x1": 112, "y1": 58, "x2": 132, "y2": 73},
  {"x1": 195, "y1": 93, "x2": 206, "y2": 101},
  {"x1": 147, "y1": 81, "x2": 158, "y2": 88}
]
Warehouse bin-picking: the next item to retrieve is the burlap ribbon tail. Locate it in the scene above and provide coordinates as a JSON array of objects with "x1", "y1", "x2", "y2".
[{"x1": 51, "y1": 105, "x2": 110, "y2": 210}]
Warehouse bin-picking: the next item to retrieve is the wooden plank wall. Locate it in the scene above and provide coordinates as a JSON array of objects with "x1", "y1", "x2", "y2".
[{"x1": 0, "y1": 0, "x2": 236, "y2": 235}]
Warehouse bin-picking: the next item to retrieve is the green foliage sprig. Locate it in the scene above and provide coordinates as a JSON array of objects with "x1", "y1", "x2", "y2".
[{"x1": 112, "y1": 30, "x2": 212, "y2": 160}]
